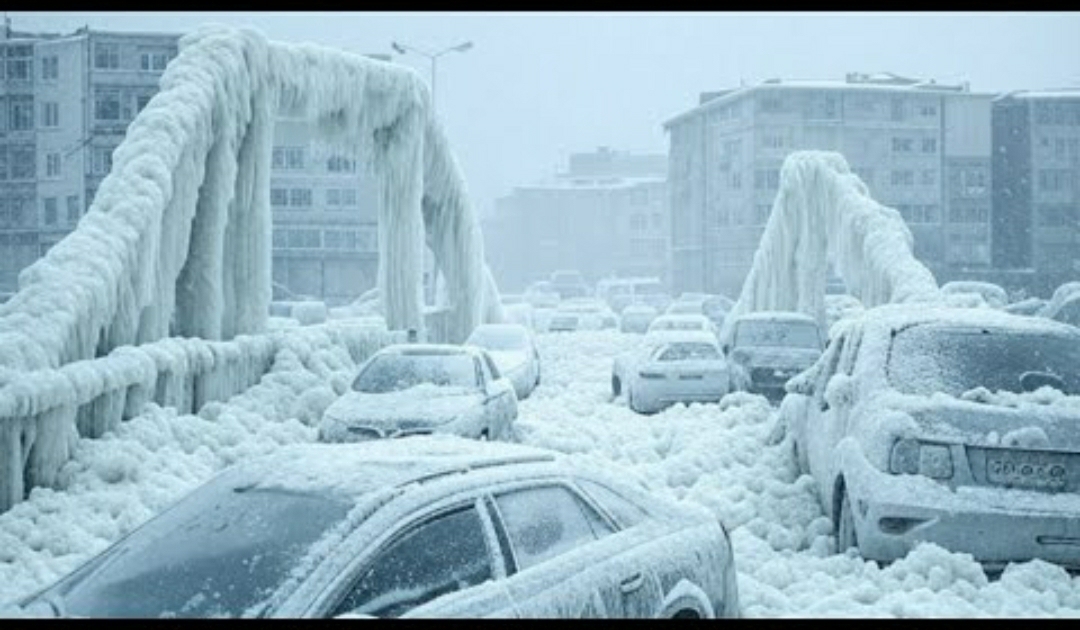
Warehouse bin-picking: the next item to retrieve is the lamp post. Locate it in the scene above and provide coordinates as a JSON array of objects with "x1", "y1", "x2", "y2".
[{"x1": 390, "y1": 40, "x2": 473, "y2": 110}]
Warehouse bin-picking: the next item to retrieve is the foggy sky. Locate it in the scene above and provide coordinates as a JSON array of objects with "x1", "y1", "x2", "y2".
[{"x1": 11, "y1": 11, "x2": 1080, "y2": 217}]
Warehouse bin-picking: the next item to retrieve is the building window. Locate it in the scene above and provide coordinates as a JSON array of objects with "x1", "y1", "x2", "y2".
[
  {"x1": 136, "y1": 94, "x2": 153, "y2": 113},
  {"x1": 270, "y1": 188, "x2": 288, "y2": 207},
  {"x1": 45, "y1": 152, "x2": 62, "y2": 178},
  {"x1": 94, "y1": 43, "x2": 120, "y2": 70},
  {"x1": 288, "y1": 229, "x2": 321, "y2": 249},
  {"x1": 629, "y1": 187, "x2": 648, "y2": 206},
  {"x1": 921, "y1": 170, "x2": 936, "y2": 187},
  {"x1": 66, "y1": 195, "x2": 80, "y2": 223},
  {"x1": 761, "y1": 134, "x2": 784, "y2": 149},
  {"x1": 921, "y1": 138, "x2": 937, "y2": 153},
  {"x1": 755, "y1": 204, "x2": 772, "y2": 225},
  {"x1": 272, "y1": 229, "x2": 287, "y2": 248},
  {"x1": 890, "y1": 97, "x2": 905, "y2": 122},
  {"x1": 94, "y1": 89, "x2": 122, "y2": 121},
  {"x1": 43, "y1": 198, "x2": 58, "y2": 226},
  {"x1": 729, "y1": 171, "x2": 741, "y2": 190},
  {"x1": 272, "y1": 147, "x2": 305, "y2": 170},
  {"x1": 10, "y1": 145, "x2": 35, "y2": 180},
  {"x1": 919, "y1": 104, "x2": 937, "y2": 117},
  {"x1": 755, "y1": 169, "x2": 780, "y2": 190},
  {"x1": 289, "y1": 188, "x2": 312, "y2": 208},
  {"x1": 630, "y1": 214, "x2": 647, "y2": 230},
  {"x1": 41, "y1": 55, "x2": 59, "y2": 81},
  {"x1": 897, "y1": 204, "x2": 939, "y2": 224},
  {"x1": 9, "y1": 96, "x2": 34, "y2": 131},
  {"x1": 757, "y1": 95, "x2": 783, "y2": 113},
  {"x1": 341, "y1": 188, "x2": 358, "y2": 207},
  {"x1": 139, "y1": 51, "x2": 169, "y2": 72},
  {"x1": 324, "y1": 230, "x2": 344, "y2": 249},
  {"x1": 949, "y1": 206, "x2": 989, "y2": 224},
  {"x1": 651, "y1": 212, "x2": 662, "y2": 229},
  {"x1": 890, "y1": 170, "x2": 914, "y2": 187},
  {"x1": 5, "y1": 46, "x2": 32, "y2": 80},
  {"x1": 327, "y1": 155, "x2": 356, "y2": 173},
  {"x1": 92, "y1": 147, "x2": 114, "y2": 175},
  {"x1": 326, "y1": 188, "x2": 341, "y2": 207},
  {"x1": 891, "y1": 137, "x2": 913, "y2": 153},
  {"x1": 42, "y1": 102, "x2": 60, "y2": 128}
]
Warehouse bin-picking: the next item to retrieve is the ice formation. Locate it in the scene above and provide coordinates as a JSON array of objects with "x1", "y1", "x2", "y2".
[
  {"x1": 720, "y1": 151, "x2": 941, "y2": 344},
  {"x1": 0, "y1": 24, "x2": 499, "y2": 381}
]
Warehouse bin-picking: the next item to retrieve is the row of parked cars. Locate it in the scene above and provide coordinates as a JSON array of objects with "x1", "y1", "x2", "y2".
[{"x1": 11, "y1": 320, "x2": 742, "y2": 619}]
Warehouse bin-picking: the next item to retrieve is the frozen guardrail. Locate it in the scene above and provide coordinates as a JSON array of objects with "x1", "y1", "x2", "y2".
[{"x1": 0, "y1": 321, "x2": 402, "y2": 514}]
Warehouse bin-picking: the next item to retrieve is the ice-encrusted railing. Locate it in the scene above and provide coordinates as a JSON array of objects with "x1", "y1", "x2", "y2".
[
  {"x1": 0, "y1": 320, "x2": 401, "y2": 513},
  {"x1": 720, "y1": 151, "x2": 942, "y2": 342}
]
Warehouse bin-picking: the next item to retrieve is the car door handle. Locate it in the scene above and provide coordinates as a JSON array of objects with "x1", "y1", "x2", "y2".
[{"x1": 620, "y1": 572, "x2": 645, "y2": 594}]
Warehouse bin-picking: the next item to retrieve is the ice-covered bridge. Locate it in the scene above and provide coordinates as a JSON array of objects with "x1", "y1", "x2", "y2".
[{"x1": 0, "y1": 26, "x2": 505, "y2": 512}]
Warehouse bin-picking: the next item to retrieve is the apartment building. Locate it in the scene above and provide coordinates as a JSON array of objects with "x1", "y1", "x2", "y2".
[
  {"x1": 663, "y1": 73, "x2": 994, "y2": 297},
  {"x1": 484, "y1": 147, "x2": 668, "y2": 292},
  {"x1": 991, "y1": 89, "x2": 1080, "y2": 296}
]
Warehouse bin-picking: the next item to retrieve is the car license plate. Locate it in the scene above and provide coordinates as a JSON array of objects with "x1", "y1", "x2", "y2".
[{"x1": 986, "y1": 451, "x2": 1069, "y2": 491}]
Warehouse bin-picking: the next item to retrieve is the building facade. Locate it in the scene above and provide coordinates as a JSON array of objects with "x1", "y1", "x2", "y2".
[
  {"x1": 663, "y1": 73, "x2": 994, "y2": 298},
  {"x1": 484, "y1": 147, "x2": 668, "y2": 293},
  {"x1": 991, "y1": 89, "x2": 1080, "y2": 296},
  {"x1": 0, "y1": 23, "x2": 385, "y2": 306}
]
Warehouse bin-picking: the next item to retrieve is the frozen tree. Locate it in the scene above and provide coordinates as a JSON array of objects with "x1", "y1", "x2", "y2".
[{"x1": 720, "y1": 151, "x2": 941, "y2": 343}]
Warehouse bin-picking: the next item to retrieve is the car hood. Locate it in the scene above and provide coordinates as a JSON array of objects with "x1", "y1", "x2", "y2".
[
  {"x1": 488, "y1": 350, "x2": 528, "y2": 375},
  {"x1": 899, "y1": 395, "x2": 1080, "y2": 450},
  {"x1": 735, "y1": 346, "x2": 820, "y2": 369},
  {"x1": 323, "y1": 386, "x2": 484, "y2": 429}
]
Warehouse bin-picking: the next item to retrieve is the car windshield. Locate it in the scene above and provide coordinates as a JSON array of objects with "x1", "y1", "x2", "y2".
[
  {"x1": 734, "y1": 320, "x2": 820, "y2": 349},
  {"x1": 352, "y1": 352, "x2": 479, "y2": 393},
  {"x1": 38, "y1": 472, "x2": 352, "y2": 618},
  {"x1": 467, "y1": 327, "x2": 528, "y2": 351},
  {"x1": 887, "y1": 324, "x2": 1080, "y2": 397},
  {"x1": 658, "y1": 343, "x2": 721, "y2": 361},
  {"x1": 650, "y1": 318, "x2": 704, "y2": 331}
]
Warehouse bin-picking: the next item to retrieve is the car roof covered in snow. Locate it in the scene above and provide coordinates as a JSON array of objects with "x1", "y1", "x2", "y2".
[
  {"x1": 376, "y1": 343, "x2": 483, "y2": 357},
  {"x1": 732, "y1": 311, "x2": 819, "y2": 325},
  {"x1": 230, "y1": 435, "x2": 559, "y2": 502},
  {"x1": 854, "y1": 303, "x2": 1080, "y2": 336}
]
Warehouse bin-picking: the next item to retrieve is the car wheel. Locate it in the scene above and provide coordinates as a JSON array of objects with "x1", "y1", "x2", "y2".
[
  {"x1": 612, "y1": 375, "x2": 621, "y2": 397},
  {"x1": 837, "y1": 487, "x2": 858, "y2": 553}
]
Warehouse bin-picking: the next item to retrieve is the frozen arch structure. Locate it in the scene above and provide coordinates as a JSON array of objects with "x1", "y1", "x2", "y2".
[
  {"x1": 720, "y1": 150, "x2": 942, "y2": 343},
  {"x1": 0, "y1": 24, "x2": 501, "y2": 376}
]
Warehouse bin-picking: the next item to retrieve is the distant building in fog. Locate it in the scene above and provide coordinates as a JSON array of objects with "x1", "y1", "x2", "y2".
[
  {"x1": 484, "y1": 147, "x2": 668, "y2": 292},
  {"x1": 991, "y1": 89, "x2": 1080, "y2": 296},
  {"x1": 663, "y1": 72, "x2": 994, "y2": 298}
]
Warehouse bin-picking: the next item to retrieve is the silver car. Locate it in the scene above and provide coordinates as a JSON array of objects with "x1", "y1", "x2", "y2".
[
  {"x1": 780, "y1": 304, "x2": 1080, "y2": 571},
  {"x1": 14, "y1": 437, "x2": 740, "y2": 618},
  {"x1": 624, "y1": 338, "x2": 733, "y2": 414},
  {"x1": 319, "y1": 344, "x2": 518, "y2": 442}
]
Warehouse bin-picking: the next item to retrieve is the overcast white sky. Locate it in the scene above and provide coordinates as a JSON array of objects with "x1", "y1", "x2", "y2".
[{"x1": 11, "y1": 11, "x2": 1080, "y2": 216}]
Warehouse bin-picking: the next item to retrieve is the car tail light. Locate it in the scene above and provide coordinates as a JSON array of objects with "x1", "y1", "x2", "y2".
[
  {"x1": 889, "y1": 438, "x2": 953, "y2": 480},
  {"x1": 639, "y1": 371, "x2": 666, "y2": 379}
]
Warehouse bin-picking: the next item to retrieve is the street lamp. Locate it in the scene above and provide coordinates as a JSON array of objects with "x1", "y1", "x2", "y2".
[{"x1": 390, "y1": 40, "x2": 473, "y2": 109}]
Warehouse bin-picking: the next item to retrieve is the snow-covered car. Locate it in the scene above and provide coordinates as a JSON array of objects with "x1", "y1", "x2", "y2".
[
  {"x1": 940, "y1": 281, "x2": 1008, "y2": 309},
  {"x1": 556, "y1": 298, "x2": 618, "y2": 330},
  {"x1": 824, "y1": 294, "x2": 864, "y2": 331},
  {"x1": 723, "y1": 312, "x2": 824, "y2": 403},
  {"x1": 466, "y1": 323, "x2": 541, "y2": 400},
  {"x1": 14, "y1": 437, "x2": 740, "y2": 618},
  {"x1": 1003, "y1": 297, "x2": 1048, "y2": 317},
  {"x1": 611, "y1": 329, "x2": 719, "y2": 398},
  {"x1": 624, "y1": 337, "x2": 733, "y2": 414},
  {"x1": 645, "y1": 313, "x2": 716, "y2": 338},
  {"x1": 551, "y1": 269, "x2": 591, "y2": 300},
  {"x1": 318, "y1": 344, "x2": 518, "y2": 443},
  {"x1": 524, "y1": 281, "x2": 561, "y2": 310},
  {"x1": 780, "y1": 304, "x2": 1080, "y2": 570},
  {"x1": 665, "y1": 300, "x2": 705, "y2": 316},
  {"x1": 1041, "y1": 292, "x2": 1080, "y2": 328},
  {"x1": 547, "y1": 311, "x2": 581, "y2": 333},
  {"x1": 619, "y1": 304, "x2": 658, "y2": 334}
]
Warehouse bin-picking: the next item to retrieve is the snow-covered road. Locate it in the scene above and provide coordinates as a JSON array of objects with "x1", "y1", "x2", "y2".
[{"x1": 2, "y1": 329, "x2": 1080, "y2": 616}]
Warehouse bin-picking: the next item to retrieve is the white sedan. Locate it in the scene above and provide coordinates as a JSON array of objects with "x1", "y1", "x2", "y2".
[
  {"x1": 466, "y1": 323, "x2": 542, "y2": 400},
  {"x1": 624, "y1": 337, "x2": 733, "y2": 414},
  {"x1": 611, "y1": 328, "x2": 719, "y2": 398},
  {"x1": 319, "y1": 344, "x2": 518, "y2": 443}
]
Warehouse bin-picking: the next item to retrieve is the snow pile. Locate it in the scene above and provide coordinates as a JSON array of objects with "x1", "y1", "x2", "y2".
[
  {"x1": 0, "y1": 324, "x2": 377, "y2": 605},
  {"x1": 721, "y1": 151, "x2": 940, "y2": 344}
]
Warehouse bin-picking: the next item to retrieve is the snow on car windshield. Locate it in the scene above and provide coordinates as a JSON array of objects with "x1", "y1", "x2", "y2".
[
  {"x1": 658, "y1": 343, "x2": 721, "y2": 361},
  {"x1": 352, "y1": 353, "x2": 479, "y2": 393},
  {"x1": 887, "y1": 324, "x2": 1080, "y2": 397},
  {"x1": 734, "y1": 321, "x2": 819, "y2": 349},
  {"x1": 468, "y1": 327, "x2": 527, "y2": 351},
  {"x1": 42, "y1": 474, "x2": 352, "y2": 618}
]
